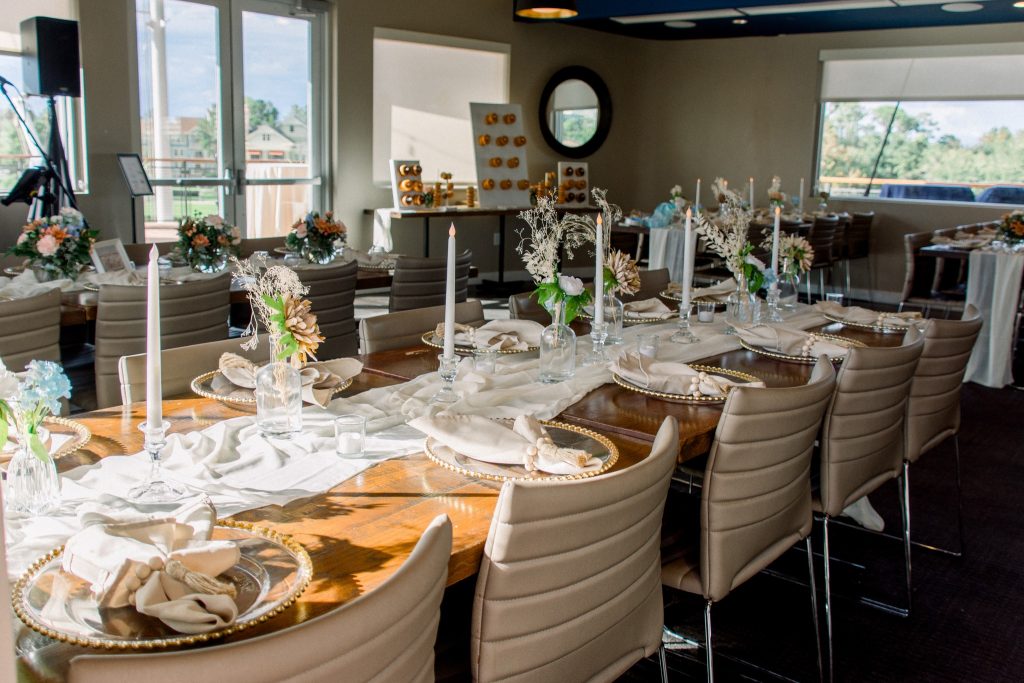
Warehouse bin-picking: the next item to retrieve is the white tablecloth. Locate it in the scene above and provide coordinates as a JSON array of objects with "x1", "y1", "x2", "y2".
[
  {"x1": 964, "y1": 249, "x2": 1024, "y2": 388},
  {"x1": 647, "y1": 227, "x2": 689, "y2": 282}
]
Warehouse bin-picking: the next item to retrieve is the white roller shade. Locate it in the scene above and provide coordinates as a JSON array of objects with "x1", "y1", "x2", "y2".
[
  {"x1": 820, "y1": 43, "x2": 1024, "y2": 101},
  {"x1": 0, "y1": 0, "x2": 77, "y2": 53}
]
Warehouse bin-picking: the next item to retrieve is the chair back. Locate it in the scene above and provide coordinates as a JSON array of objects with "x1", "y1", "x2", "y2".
[
  {"x1": 122, "y1": 242, "x2": 175, "y2": 267},
  {"x1": 295, "y1": 259, "x2": 358, "y2": 359},
  {"x1": 508, "y1": 291, "x2": 549, "y2": 324},
  {"x1": 389, "y1": 250, "x2": 471, "y2": 313},
  {"x1": 808, "y1": 216, "x2": 839, "y2": 267},
  {"x1": 70, "y1": 515, "x2": 452, "y2": 683},
  {"x1": 699, "y1": 357, "x2": 836, "y2": 602},
  {"x1": 906, "y1": 305, "x2": 983, "y2": 462},
  {"x1": 818, "y1": 328, "x2": 925, "y2": 517},
  {"x1": 359, "y1": 300, "x2": 485, "y2": 353},
  {"x1": 847, "y1": 212, "x2": 874, "y2": 260},
  {"x1": 94, "y1": 274, "x2": 231, "y2": 408},
  {"x1": 899, "y1": 231, "x2": 938, "y2": 305},
  {"x1": 472, "y1": 418, "x2": 680, "y2": 683},
  {"x1": 118, "y1": 335, "x2": 267, "y2": 405},
  {"x1": 622, "y1": 268, "x2": 671, "y2": 303},
  {"x1": 0, "y1": 289, "x2": 62, "y2": 371}
]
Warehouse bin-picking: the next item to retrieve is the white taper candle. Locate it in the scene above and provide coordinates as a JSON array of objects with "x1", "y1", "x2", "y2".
[
  {"x1": 695, "y1": 178, "x2": 701, "y2": 215},
  {"x1": 682, "y1": 208, "x2": 694, "y2": 310},
  {"x1": 594, "y1": 215, "x2": 604, "y2": 326},
  {"x1": 799, "y1": 177, "x2": 805, "y2": 213},
  {"x1": 749, "y1": 177, "x2": 755, "y2": 209},
  {"x1": 146, "y1": 245, "x2": 162, "y2": 429},
  {"x1": 771, "y1": 206, "x2": 782, "y2": 288},
  {"x1": 443, "y1": 223, "x2": 456, "y2": 360}
]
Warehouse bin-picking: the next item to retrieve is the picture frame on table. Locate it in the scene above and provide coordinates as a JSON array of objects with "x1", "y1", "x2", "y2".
[{"x1": 91, "y1": 239, "x2": 132, "y2": 273}]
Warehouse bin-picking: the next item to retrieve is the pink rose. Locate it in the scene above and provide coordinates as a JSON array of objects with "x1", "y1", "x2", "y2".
[
  {"x1": 17, "y1": 233, "x2": 28, "y2": 245},
  {"x1": 204, "y1": 215, "x2": 224, "y2": 227},
  {"x1": 295, "y1": 224, "x2": 308, "y2": 239},
  {"x1": 36, "y1": 234, "x2": 58, "y2": 256}
]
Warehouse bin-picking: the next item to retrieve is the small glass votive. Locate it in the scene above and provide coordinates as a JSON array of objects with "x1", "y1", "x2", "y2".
[
  {"x1": 637, "y1": 333, "x2": 660, "y2": 358},
  {"x1": 825, "y1": 292, "x2": 845, "y2": 306},
  {"x1": 473, "y1": 348, "x2": 497, "y2": 373},
  {"x1": 283, "y1": 253, "x2": 302, "y2": 268},
  {"x1": 334, "y1": 414, "x2": 366, "y2": 457},
  {"x1": 696, "y1": 301, "x2": 716, "y2": 323}
]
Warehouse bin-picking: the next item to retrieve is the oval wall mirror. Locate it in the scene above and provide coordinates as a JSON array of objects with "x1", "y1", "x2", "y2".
[{"x1": 539, "y1": 66, "x2": 611, "y2": 159}]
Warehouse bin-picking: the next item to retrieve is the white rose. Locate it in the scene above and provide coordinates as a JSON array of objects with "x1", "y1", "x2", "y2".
[
  {"x1": 204, "y1": 214, "x2": 224, "y2": 227},
  {"x1": 557, "y1": 274, "x2": 585, "y2": 296}
]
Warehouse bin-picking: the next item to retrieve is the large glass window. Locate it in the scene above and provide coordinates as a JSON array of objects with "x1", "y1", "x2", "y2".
[
  {"x1": 372, "y1": 29, "x2": 510, "y2": 186},
  {"x1": 817, "y1": 45, "x2": 1024, "y2": 205}
]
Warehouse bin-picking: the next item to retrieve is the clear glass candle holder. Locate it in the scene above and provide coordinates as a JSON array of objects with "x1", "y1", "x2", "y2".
[
  {"x1": 696, "y1": 301, "x2": 716, "y2": 323},
  {"x1": 637, "y1": 332, "x2": 660, "y2": 358},
  {"x1": 472, "y1": 348, "x2": 497, "y2": 374},
  {"x1": 335, "y1": 414, "x2": 366, "y2": 457}
]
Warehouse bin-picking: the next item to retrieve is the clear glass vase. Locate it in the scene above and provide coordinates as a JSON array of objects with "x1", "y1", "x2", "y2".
[
  {"x1": 255, "y1": 335, "x2": 302, "y2": 438},
  {"x1": 191, "y1": 249, "x2": 228, "y2": 273},
  {"x1": 6, "y1": 428, "x2": 60, "y2": 515},
  {"x1": 779, "y1": 260, "x2": 800, "y2": 309},
  {"x1": 539, "y1": 301, "x2": 576, "y2": 384},
  {"x1": 302, "y1": 243, "x2": 336, "y2": 264},
  {"x1": 725, "y1": 272, "x2": 757, "y2": 333},
  {"x1": 603, "y1": 293, "x2": 625, "y2": 344}
]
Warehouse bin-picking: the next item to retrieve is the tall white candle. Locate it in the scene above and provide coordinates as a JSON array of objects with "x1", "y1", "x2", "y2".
[
  {"x1": 443, "y1": 223, "x2": 456, "y2": 360},
  {"x1": 682, "y1": 208, "x2": 694, "y2": 310},
  {"x1": 771, "y1": 206, "x2": 782, "y2": 286},
  {"x1": 594, "y1": 215, "x2": 604, "y2": 326},
  {"x1": 146, "y1": 245, "x2": 162, "y2": 429},
  {"x1": 799, "y1": 177, "x2": 805, "y2": 213},
  {"x1": 695, "y1": 178, "x2": 701, "y2": 215},
  {"x1": 749, "y1": 177, "x2": 755, "y2": 209}
]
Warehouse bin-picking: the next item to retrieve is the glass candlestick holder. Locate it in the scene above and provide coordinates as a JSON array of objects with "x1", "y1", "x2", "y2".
[
  {"x1": 128, "y1": 421, "x2": 187, "y2": 503},
  {"x1": 670, "y1": 301, "x2": 698, "y2": 344},
  {"x1": 431, "y1": 354, "x2": 459, "y2": 404},
  {"x1": 584, "y1": 321, "x2": 609, "y2": 366},
  {"x1": 765, "y1": 284, "x2": 784, "y2": 323}
]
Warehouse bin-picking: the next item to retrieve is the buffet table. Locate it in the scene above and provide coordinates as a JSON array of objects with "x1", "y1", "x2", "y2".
[{"x1": 963, "y1": 249, "x2": 1024, "y2": 388}]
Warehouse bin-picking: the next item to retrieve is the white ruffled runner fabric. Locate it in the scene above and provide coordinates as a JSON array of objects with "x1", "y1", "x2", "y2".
[
  {"x1": 441, "y1": 319, "x2": 544, "y2": 351},
  {"x1": 0, "y1": 269, "x2": 74, "y2": 299},
  {"x1": 814, "y1": 301, "x2": 921, "y2": 328},
  {"x1": 666, "y1": 278, "x2": 737, "y2": 302}
]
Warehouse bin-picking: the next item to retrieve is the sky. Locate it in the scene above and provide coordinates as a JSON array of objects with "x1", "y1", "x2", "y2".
[{"x1": 900, "y1": 100, "x2": 1024, "y2": 146}]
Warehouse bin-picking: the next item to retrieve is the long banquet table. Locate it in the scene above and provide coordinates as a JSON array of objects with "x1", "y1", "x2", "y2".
[{"x1": 14, "y1": 319, "x2": 900, "y2": 681}]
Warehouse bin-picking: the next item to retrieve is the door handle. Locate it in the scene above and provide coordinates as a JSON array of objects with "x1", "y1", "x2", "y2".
[{"x1": 223, "y1": 167, "x2": 233, "y2": 196}]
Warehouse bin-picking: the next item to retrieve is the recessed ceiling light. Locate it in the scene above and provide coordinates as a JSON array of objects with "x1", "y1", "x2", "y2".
[
  {"x1": 665, "y1": 20, "x2": 697, "y2": 28},
  {"x1": 733, "y1": 18, "x2": 749, "y2": 24},
  {"x1": 940, "y1": 2, "x2": 984, "y2": 11}
]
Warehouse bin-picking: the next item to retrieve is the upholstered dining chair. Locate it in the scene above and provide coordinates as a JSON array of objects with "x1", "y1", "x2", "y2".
[
  {"x1": 806, "y1": 215, "x2": 838, "y2": 302},
  {"x1": 507, "y1": 291, "x2": 548, "y2": 324},
  {"x1": 118, "y1": 335, "x2": 267, "y2": 404},
  {"x1": 661, "y1": 356, "x2": 836, "y2": 682},
  {"x1": 295, "y1": 259, "x2": 359, "y2": 359},
  {"x1": 359, "y1": 300, "x2": 485, "y2": 354},
  {"x1": 898, "y1": 232, "x2": 964, "y2": 318},
  {"x1": 69, "y1": 515, "x2": 453, "y2": 683},
  {"x1": 622, "y1": 267, "x2": 671, "y2": 303},
  {"x1": 845, "y1": 212, "x2": 874, "y2": 299},
  {"x1": 815, "y1": 327, "x2": 924, "y2": 682},
  {"x1": 0, "y1": 289, "x2": 62, "y2": 371},
  {"x1": 389, "y1": 250, "x2": 472, "y2": 313},
  {"x1": 471, "y1": 417, "x2": 679, "y2": 683},
  {"x1": 238, "y1": 236, "x2": 286, "y2": 257},
  {"x1": 94, "y1": 274, "x2": 231, "y2": 408}
]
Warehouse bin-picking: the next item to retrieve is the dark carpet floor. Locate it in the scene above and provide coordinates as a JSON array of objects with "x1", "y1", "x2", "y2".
[{"x1": 620, "y1": 381, "x2": 1024, "y2": 682}]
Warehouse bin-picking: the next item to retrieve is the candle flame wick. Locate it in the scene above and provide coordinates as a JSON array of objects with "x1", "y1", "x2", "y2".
[
  {"x1": 449, "y1": 223, "x2": 456, "y2": 237},
  {"x1": 596, "y1": 215, "x2": 602, "y2": 225}
]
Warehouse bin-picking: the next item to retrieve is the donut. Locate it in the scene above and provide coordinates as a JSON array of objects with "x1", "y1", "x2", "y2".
[
  {"x1": 485, "y1": 112, "x2": 498, "y2": 125},
  {"x1": 513, "y1": 136, "x2": 526, "y2": 147},
  {"x1": 496, "y1": 135, "x2": 509, "y2": 147},
  {"x1": 506, "y1": 157, "x2": 520, "y2": 168},
  {"x1": 478, "y1": 134, "x2": 491, "y2": 146},
  {"x1": 564, "y1": 166, "x2": 574, "y2": 176},
  {"x1": 500, "y1": 179, "x2": 513, "y2": 190},
  {"x1": 503, "y1": 113, "x2": 517, "y2": 124},
  {"x1": 517, "y1": 179, "x2": 531, "y2": 190},
  {"x1": 489, "y1": 157, "x2": 503, "y2": 167},
  {"x1": 482, "y1": 178, "x2": 495, "y2": 190}
]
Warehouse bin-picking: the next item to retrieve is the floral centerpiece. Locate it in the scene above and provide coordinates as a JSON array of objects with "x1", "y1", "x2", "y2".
[
  {"x1": 285, "y1": 211, "x2": 347, "y2": 264},
  {"x1": 767, "y1": 176, "x2": 786, "y2": 208},
  {"x1": 605, "y1": 250, "x2": 640, "y2": 297},
  {"x1": 7, "y1": 208, "x2": 96, "y2": 281},
  {"x1": 997, "y1": 210, "x2": 1024, "y2": 245},
  {"x1": 0, "y1": 359, "x2": 72, "y2": 514},
  {"x1": 777, "y1": 234, "x2": 814, "y2": 279},
  {"x1": 177, "y1": 214, "x2": 240, "y2": 272},
  {"x1": 698, "y1": 178, "x2": 765, "y2": 292},
  {"x1": 670, "y1": 184, "x2": 685, "y2": 211},
  {"x1": 232, "y1": 255, "x2": 324, "y2": 365}
]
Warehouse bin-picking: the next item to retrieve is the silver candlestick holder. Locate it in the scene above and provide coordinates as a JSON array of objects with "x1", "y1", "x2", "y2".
[
  {"x1": 670, "y1": 301, "x2": 698, "y2": 344},
  {"x1": 584, "y1": 321, "x2": 610, "y2": 366},
  {"x1": 128, "y1": 420, "x2": 187, "y2": 503},
  {"x1": 431, "y1": 354, "x2": 459, "y2": 404}
]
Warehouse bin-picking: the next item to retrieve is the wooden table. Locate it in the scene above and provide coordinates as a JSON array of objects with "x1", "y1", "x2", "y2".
[{"x1": 17, "y1": 320, "x2": 898, "y2": 680}]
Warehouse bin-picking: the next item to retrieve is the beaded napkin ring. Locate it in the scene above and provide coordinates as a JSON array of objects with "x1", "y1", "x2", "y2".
[
  {"x1": 124, "y1": 557, "x2": 237, "y2": 606},
  {"x1": 524, "y1": 435, "x2": 589, "y2": 472}
]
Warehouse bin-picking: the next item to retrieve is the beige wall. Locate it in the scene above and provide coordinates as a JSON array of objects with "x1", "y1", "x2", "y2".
[{"x1": 0, "y1": 3, "x2": 1018, "y2": 295}]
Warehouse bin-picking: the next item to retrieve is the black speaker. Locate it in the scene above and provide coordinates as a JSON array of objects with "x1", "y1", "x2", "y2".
[{"x1": 20, "y1": 17, "x2": 81, "y2": 98}]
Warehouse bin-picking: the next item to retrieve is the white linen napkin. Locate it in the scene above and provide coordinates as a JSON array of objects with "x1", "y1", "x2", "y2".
[
  {"x1": 81, "y1": 269, "x2": 145, "y2": 287},
  {"x1": 408, "y1": 414, "x2": 602, "y2": 475},
  {"x1": 814, "y1": 301, "x2": 921, "y2": 328},
  {"x1": 736, "y1": 324, "x2": 850, "y2": 358},
  {"x1": 61, "y1": 498, "x2": 240, "y2": 634},
  {"x1": 623, "y1": 298, "x2": 674, "y2": 319},
  {"x1": 345, "y1": 247, "x2": 395, "y2": 268},
  {"x1": 213, "y1": 353, "x2": 362, "y2": 407},
  {"x1": 612, "y1": 352, "x2": 764, "y2": 396},
  {"x1": 472, "y1": 319, "x2": 544, "y2": 350},
  {"x1": 667, "y1": 278, "x2": 737, "y2": 302}
]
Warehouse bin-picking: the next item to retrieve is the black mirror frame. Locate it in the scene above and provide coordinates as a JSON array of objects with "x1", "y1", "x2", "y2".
[{"x1": 538, "y1": 65, "x2": 612, "y2": 159}]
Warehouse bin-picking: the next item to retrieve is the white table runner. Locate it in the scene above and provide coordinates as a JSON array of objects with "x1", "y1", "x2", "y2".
[{"x1": 964, "y1": 249, "x2": 1024, "y2": 388}]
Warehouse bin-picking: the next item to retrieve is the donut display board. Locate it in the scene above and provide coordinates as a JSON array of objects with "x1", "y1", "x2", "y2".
[
  {"x1": 470, "y1": 102, "x2": 531, "y2": 208},
  {"x1": 390, "y1": 159, "x2": 425, "y2": 210},
  {"x1": 557, "y1": 161, "x2": 590, "y2": 208}
]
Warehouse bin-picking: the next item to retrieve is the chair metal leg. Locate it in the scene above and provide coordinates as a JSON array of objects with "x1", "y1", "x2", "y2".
[
  {"x1": 953, "y1": 435, "x2": 965, "y2": 557},
  {"x1": 819, "y1": 269, "x2": 826, "y2": 301},
  {"x1": 900, "y1": 463, "x2": 913, "y2": 615},
  {"x1": 806, "y1": 536, "x2": 824, "y2": 682},
  {"x1": 658, "y1": 643, "x2": 669, "y2": 683},
  {"x1": 704, "y1": 600, "x2": 714, "y2": 682},
  {"x1": 822, "y1": 516, "x2": 834, "y2": 683},
  {"x1": 806, "y1": 273, "x2": 812, "y2": 304},
  {"x1": 844, "y1": 259, "x2": 851, "y2": 299}
]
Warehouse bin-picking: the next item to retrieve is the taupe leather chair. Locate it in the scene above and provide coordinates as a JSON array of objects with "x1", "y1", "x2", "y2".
[
  {"x1": 662, "y1": 357, "x2": 836, "y2": 682},
  {"x1": 898, "y1": 232, "x2": 964, "y2": 318},
  {"x1": 295, "y1": 259, "x2": 358, "y2": 359},
  {"x1": 238, "y1": 236, "x2": 286, "y2": 257},
  {"x1": 622, "y1": 267, "x2": 671, "y2": 303},
  {"x1": 389, "y1": 250, "x2": 471, "y2": 313},
  {"x1": 122, "y1": 242, "x2": 175, "y2": 267},
  {"x1": 0, "y1": 289, "x2": 62, "y2": 371},
  {"x1": 472, "y1": 417, "x2": 679, "y2": 683},
  {"x1": 359, "y1": 301, "x2": 485, "y2": 354},
  {"x1": 118, "y1": 335, "x2": 267, "y2": 404},
  {"x1": 806, "y1": 215, "x2": 838, "y2": 301},
  {"x1": 94, "y1": 274, "x2": 231, "y2": 408},
  {"x1": 507, "y1": 291, "x2": 548, "y2": 324},
  {"x1": 815, "y1": 327, "x2": 924, "y2": 682},
  {"x1": 69, "y1": 515, "x2": 452, "y2": 683},
  {"x1": 903, "y1": 305, "x2": 983, "y2": 556}
]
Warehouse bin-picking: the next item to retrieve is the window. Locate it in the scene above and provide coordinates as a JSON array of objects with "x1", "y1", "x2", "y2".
[
  {"x1": 373, "y1": 29, "x2": 510, "y2": 185},
  {"x1": 817, "y1": 44, "x2": 1024, "y2": 205},
  {"x1": 0, "y1": 0, "x2": 87, "y2": 196}
]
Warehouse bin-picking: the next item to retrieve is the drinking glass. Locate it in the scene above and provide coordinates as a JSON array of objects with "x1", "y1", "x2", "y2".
[
  {"x1": 825, "y1": 292, "x2": 845, "y2": 306},
  {"x1": 473, "y1": 348, "x2": 497, "y2": 374},
  {"x1": 335, "y1": 414, "x2": 366, "y2": 457}
]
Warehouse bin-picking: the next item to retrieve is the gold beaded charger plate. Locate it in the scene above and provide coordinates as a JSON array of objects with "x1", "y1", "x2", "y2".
[
  {"x1": 190, "y1": 368, "x2": 353, "y2": 412},
  {"x1": 0, "y1": 416, "x2": 91, "y2": 464},
  {"x1": 425, "y1": 420, "x2": 618, "y2": 482},
  {"x1": 420, "y1": 331, "x2": 538, "y2": 355},
  {"x1": 12, "y1": 521, "x2": 313, "y2": 650},
  {"x1": 821, "y1": 313, "x2": 916, "y2": 335},
  {"x1": 612, "y1": 365, "x2": 762, "y2": 404},
  {"x1": 579, "y1": 308, "x2": 678, "y2": 326},
  {"x1": 739, "y1": 333, "x2": 866, "y2": 364}
]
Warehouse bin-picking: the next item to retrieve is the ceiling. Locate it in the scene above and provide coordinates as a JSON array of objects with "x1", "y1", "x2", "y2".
[{"x1": 515, "y1": 0, "x2": 1024, "y2": 40}]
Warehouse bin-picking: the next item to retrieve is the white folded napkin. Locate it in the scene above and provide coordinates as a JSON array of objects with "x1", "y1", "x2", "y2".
[
  {"x1": 814, "y1": 301, "x2": 921, "y2": 328},
  {"x1": 667, "y1": 278, "x2": 737, "y2": 302},
  {"x1": 346, "y1": 247, "x2": 395, "y2": 268},
  {"x1": 472, "y1": 319, "x2": 544, "y2": 350},
  {"x1": 612, "y1": 352, "x2": 764, "y2": 397},
  {"x1": 61, "y1": 498, "x2": 240, "y2": 634},
  {"x1": 930, "y1": 235, "x2": 992, "y2": 249},
  {"x1": 736, "y1": 324, "x2": 850, "y2": 358},
  {"x1": 213, "y1": 352, "x2": 362, "y2": 407},
  {"x1": 0, "y1": 269, "x2": 73, "y2": 300},
  {"x1": 623, "y1": 298, "x2": 674, "y2": 319},
  {"x1": 408, "y1": 414, "x2": 602, "y2": 475}
]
